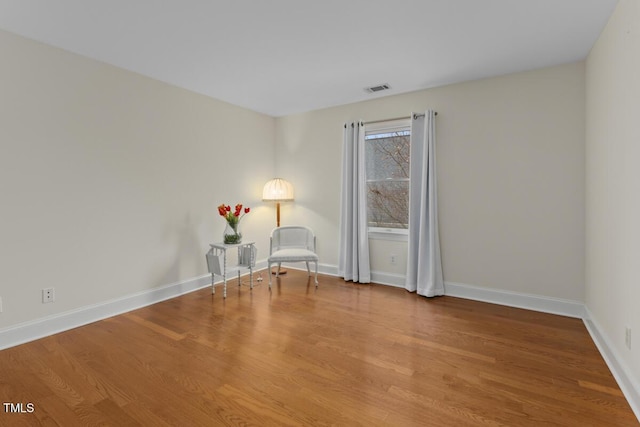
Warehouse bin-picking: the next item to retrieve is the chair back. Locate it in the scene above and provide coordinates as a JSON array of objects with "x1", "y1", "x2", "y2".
[{"x1": 270, "y1": 226, "x2": 316, "y2": 254}]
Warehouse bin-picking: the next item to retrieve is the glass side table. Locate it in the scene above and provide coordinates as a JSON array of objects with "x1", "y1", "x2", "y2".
[{"x1": 206, "y1": 242, "x2": 256, "y2": 298}]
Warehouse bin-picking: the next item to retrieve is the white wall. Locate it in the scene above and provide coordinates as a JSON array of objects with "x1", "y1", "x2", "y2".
[
  {"x1": 586, "y1": 0, "x2": 640, "y2": 392},
  {"x1": 276, "y1": 63, "x2": 585, "y2": 301},
  {"x1": 0, "y1": 26, "x2": 588, "y2": 336},
  {"x1": 0, "y1": 30, "x2": 276, "y2": 329}
]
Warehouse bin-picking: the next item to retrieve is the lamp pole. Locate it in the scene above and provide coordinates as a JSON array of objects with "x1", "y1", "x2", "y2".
[{"x1": 263, "y1": 178, "x2": 295, "y2": 275}]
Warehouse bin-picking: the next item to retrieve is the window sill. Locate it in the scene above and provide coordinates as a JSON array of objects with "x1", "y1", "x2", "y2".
[{"x1": 368, "y1": 228, "x2": 408, "y2": 242}]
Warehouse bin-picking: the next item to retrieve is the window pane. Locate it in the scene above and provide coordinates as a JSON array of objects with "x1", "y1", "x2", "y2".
[
  {"x1": 365, "y1": 132, "x2": 410, "y2": 180},
  {"x1": 365, "y1": 126, "x2": 410, "y2": 230},
  {"x1": 367, "y1": 180, "x2": 409, "y2": 228}
]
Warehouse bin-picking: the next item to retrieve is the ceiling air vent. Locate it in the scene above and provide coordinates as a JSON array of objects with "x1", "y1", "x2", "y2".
[{"x1": 365, "y1": 84, "x2": 391, "y2": 93}]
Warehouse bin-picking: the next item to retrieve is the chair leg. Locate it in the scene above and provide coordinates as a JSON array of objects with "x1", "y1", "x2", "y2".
[
  {"x1": 277, "y1": 263, "x2": 281, "y2": 277},
  {"x1": 306, "y1": 261, "x2": 310, "y2": 276},
  {"x1": 268, "y1": 262, "x2": 272, "y2": 289},
  {"x1": 315, "y1": 261, "x2": 318, "y2": 286}
]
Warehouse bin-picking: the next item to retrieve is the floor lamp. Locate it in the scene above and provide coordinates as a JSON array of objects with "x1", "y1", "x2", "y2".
[{"x1": 263, "y1": 178, "x2": 294, "y2": 274}]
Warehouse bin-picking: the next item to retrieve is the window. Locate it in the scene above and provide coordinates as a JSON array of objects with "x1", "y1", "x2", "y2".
[{"x1": 365, "y1": 119, "x2": 411, "y2": 234}]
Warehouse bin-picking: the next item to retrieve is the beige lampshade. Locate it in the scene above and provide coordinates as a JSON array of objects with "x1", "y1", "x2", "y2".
[{"x1": 262, "y1": 178, "x2": 294, "y2": 201}]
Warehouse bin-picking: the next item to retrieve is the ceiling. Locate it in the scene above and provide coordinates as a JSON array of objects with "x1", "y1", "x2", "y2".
[{"x1": 0, "y1": 0, "x2": 618, "y2": 117}]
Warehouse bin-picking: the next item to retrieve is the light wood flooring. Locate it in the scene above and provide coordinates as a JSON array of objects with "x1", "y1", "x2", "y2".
[{"x1": 0, "y1": 270, "x2": 638, "y2": 426}]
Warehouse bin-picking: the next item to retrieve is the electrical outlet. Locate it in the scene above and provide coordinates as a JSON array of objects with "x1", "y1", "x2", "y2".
[
  {"x1": 42, "y1": 288, "x2": 55, "y2": 304},
  {"x1": 390, "y1": 254, "x2": 397, "y2": 265},
  {"x1": 625, "y1": 326, "x2": 632, "y2": 350}
]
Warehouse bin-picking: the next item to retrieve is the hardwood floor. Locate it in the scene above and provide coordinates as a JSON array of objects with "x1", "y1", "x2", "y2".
[{"x1": 1, "y1": 270, "x2": 637, "y2": 426}]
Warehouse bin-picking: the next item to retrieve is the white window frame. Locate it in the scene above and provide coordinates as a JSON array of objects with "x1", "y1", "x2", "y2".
[{"x1": 364, "y1": 118, "x2": 411, "y2": 241}]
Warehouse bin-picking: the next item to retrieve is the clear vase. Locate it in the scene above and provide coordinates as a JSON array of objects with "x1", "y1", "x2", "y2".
[{"x1": 223, "y1": 222, "x2": 242, "y2": 244}]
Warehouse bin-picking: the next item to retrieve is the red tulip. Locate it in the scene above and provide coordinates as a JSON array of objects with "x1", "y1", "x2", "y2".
[{"x1": 217, "y1": 203, "x2": 250, "y2": 222}]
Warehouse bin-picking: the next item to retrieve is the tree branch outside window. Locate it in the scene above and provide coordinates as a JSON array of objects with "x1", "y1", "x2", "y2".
[{"x1": 365, "y1": 130, "x2": 410, "y2": 229}]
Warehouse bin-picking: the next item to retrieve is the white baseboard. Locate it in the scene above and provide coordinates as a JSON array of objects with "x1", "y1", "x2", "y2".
[
  {"x1": 583, "y1": 308, "x2": 640, "y2": 421},
  {"x1": 0, "y1": 260, "x2": 268, "y2": 351},
  {"x1": 444, "y1": 281, "x2": 585, "y2": 318},
  {"x1": 371, "y1": 271, "x2": 406, "y2": 288},
  {"x1": 272, "y1": 262, "x2": 338, "y2": 277},
  {"x1": 281, "y1": 265, "x2": 406, "y2": 289},
  {"x1": 318, "y1": 263, "x2": 339, "y2": 276}
]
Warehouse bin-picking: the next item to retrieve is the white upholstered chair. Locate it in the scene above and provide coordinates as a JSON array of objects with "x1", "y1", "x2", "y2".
[{"x1": 268, "y1": 226, "x2": 319, "y2": 288}]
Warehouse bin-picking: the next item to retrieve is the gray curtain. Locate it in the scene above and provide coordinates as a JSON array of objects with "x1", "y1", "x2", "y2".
[
  {"x1": 338, "y1": 122, "x2": 371, "y2": 283},
  {"x1": 405, "y1": 111, "x2": 444, "y2": 296}
]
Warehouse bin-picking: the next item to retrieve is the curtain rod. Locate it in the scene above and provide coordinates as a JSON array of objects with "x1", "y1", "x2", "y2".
[{"x1": 363, "y1": 112, "x2": 437, "y2": 125}]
